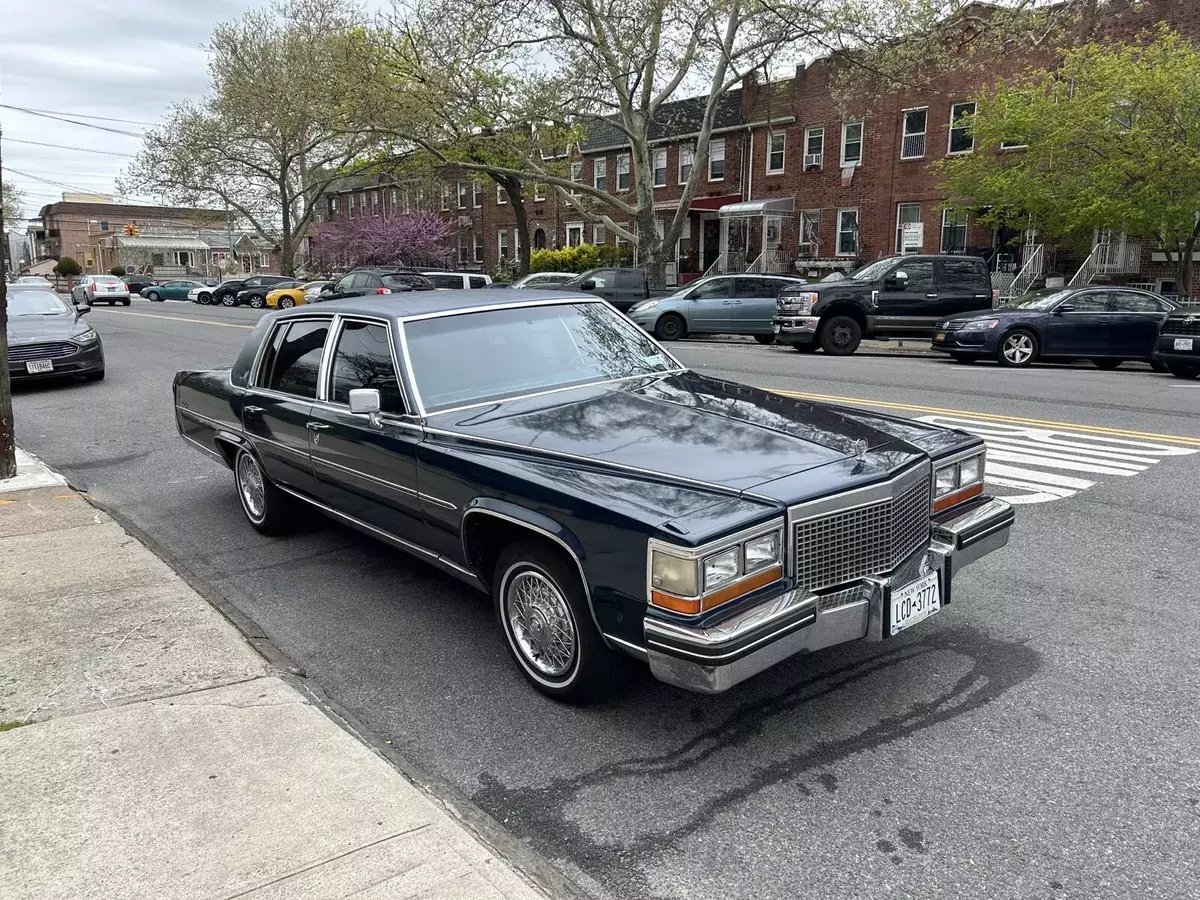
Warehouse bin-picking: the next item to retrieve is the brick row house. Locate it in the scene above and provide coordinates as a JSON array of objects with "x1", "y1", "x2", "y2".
[{"x1": 315, "y1": 0, "x2": 1200, "y2": 294}]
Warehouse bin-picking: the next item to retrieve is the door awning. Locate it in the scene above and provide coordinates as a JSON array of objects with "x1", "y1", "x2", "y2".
[{"x1": 718, "y1": 197, "x2": 795, "y2": 218}]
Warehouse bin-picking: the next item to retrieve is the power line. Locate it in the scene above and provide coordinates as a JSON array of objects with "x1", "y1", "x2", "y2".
[
  {"x1": 2, "y1": 137, "x2": 135, "y2": 158},
  {"x1": 2, "y1": 166, "x2": 95, "y2": 193},
  {"x1": 0, "y1": 106, "x2": 158, "y2": 127},
  {"x1": 0, "y1": 105, "x2": 144, "y2": 138}
]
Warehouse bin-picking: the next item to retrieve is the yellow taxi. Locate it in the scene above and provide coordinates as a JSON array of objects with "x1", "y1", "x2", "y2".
[{"x1": 265, "y1": 281, "x2": 329, "y2": 309}]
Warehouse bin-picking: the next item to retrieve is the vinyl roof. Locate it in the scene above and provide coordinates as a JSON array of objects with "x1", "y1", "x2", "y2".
[{"x1": 273, "y1": 289, "x2": 601, "y2": 321}]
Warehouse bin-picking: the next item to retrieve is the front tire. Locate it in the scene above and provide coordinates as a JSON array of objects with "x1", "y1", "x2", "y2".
[
  {"x1": 198, "y1": 292, "x2": 212, "y2": 305},
  {"x1": 654, "y1": 313, "x2": 686, "y2": 341},
  {"x1": 1093, "y1": 358, "x2": 1122, "y2": 370},
  {"x1": 819, "y1": 315, "x2": 862, "y2": 355},
  {"x1": 279, "y1": 296, "x2": 296, "y2": 309},
  {"x1": 950, "y1": 354, "x2": 976, "y2": 364},
  {"x1": 147, "y1": 291, "x2": 160, "y2": 302},
  {"x1": 494, "y1": 542, "x2": 620, "y2": 704},
  {"x1": 83, "y1": 369, "x2": 105, "y2": 382},
  {"x1": 754, "y1": 334, "x2": 775, "y2": 345},
  {"x1": 234, "y1": 449, "x2": 295, "y2": 535},
  {"x1": 1168, "y1": 363, "x2": 1200, "y2": 379},
  {"x1": 998, "y1": 329, "x2": 1038, "y2": 367},
  {"x1": 220, "y1": 293, "x2": 237, "y2": 307},
  {"x1": 249, "y1": 295, "x2": 266, "y2": 309}
]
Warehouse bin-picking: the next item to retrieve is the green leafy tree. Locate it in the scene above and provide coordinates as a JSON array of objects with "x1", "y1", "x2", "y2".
[
  {"x1": 110, "y1": 266, "x2": 127, "y2": 277},
  {"x1": 941, "y1": 27, "x2": 1200, "y2": 297},
  {"x1": 53, "y1": 257, "x2": 82, "y2": 279},
  {"x1": 1, "y1": 180, "x2": 24, "y2": 230},
  {"x1": 120, "y1": 0, "x2": 384, "y2": 275}
]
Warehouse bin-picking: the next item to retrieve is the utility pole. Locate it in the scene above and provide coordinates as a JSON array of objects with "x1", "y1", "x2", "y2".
[{"x1": 0, "y1": 121, "x2": 16, "y2": 479}]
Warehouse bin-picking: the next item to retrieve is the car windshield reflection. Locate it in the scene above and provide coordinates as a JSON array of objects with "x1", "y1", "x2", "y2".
[{"x1": 1003, "y1": 289, "x2": 1074, "y2": 310}]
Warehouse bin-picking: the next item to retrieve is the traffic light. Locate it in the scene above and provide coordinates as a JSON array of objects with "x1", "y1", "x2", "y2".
[{"x1": 123, "y1": 223, "x2": 140, "y2": 236}]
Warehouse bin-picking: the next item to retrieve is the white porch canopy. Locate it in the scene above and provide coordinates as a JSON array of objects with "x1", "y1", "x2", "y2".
[
  {"x1": 718, "y1": 197, "x2": 795, "y2": 218},
  {"x1": 115, "y1": 236, "x2": 210, "y2": 251}
]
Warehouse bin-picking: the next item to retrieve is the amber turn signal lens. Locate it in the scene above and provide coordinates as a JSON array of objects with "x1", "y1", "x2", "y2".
[
  {"x1": 932, "y1": 480, "x2": 983, "y2": 513},
  {"x1": 651, "y1": 564, "x2": 783, "y2": 616}
]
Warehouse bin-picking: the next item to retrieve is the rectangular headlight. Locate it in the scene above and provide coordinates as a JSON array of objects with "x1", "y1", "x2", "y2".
[
  {"x1": 703, "y1": 547, "x2": 741, "y2": 591},
  {"x1": 650, "y1": 550, "x2": 698, "y2": 597},
  {"x1": 935, "y1": 464, "x2": 959, "y2": 497},
  {"x1": 743, "y1": 531, "x2": 781, "y2": 573},
  {"x1": 959, "y1": 454, "x2": 983, "y2": 487},
  {"x1": 932, "y1": 451, "x2": 987, "y2": 513}
]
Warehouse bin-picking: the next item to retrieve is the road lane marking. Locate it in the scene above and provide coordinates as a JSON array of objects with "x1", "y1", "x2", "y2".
[
  {"x1": 916, "y1": 415, "x2": 1197, "y2": 505},
  {"x1": 771, "y1": 388, "x2": 1200, "y2": 447},
  {"x1": 86, "y1": 309, "x2": 255, "y2": 329}
]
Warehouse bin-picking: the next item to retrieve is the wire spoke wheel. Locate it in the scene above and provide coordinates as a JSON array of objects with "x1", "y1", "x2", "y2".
[
  {"x1": 236, "y1": 453, "x2": 266, "y2": 522},
  {"x1": 505, "y1": 570, "x2": 577, "y2": 677}
]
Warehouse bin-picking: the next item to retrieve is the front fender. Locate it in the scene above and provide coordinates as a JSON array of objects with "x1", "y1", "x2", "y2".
[{"x1": 460, "y1": 497, "x2": 588, "y2": 569}]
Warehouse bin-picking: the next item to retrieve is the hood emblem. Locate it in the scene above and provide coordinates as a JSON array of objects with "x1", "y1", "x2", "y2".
[
  {"x1": 850, "y1": 439, "x2": 869, "y2": 459},
  {"x1": 1185, "y1": 315, "x2": 1199, "y2": 325}
]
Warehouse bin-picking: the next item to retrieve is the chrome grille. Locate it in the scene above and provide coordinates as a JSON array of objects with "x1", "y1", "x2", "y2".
[
  {"x1": 793, "y1": 475, "x2": 931, "y2": 593},
  {"x1": 8, "y1": 341, "x2": 78, "y2": 361},
  {"x1": 941, "y1": 321, "x2": 968, "y2": 332},
  {"x1": 1162, "y1": 317, "x2": 1200, "y2": 336}
]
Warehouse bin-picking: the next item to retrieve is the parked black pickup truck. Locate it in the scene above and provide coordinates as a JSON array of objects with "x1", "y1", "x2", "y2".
[
  {"x1": 773, "y1": 255, "x2": 997, "y2": 354},
  {"x1": 172, "y1": 288, "x2": 1014, "y2": 703},
  {"x1": 543, "y1": 268, "x2": 669, "y2": 312}
]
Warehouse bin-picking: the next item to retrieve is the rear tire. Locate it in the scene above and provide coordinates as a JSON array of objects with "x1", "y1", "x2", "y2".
[
  {"x1": 654, "y1": 313, "x2": 686, "y2": 342},
  {"x1": 198, "y1": 292, "x2": 212, "y2": 305},
  {"x1": 818, "y1": 315, "x2": 862, "y2": 355},
  {"x1": 1150, "y1": 360, "x2": 1168, "y2": 373},
  {"x1": 1168, "y1": 363, "x2": 1200, "y2": 379},
  {"x1": 1093, "y1": 358, "x2": 1122, "y2": 370},
  {"x1": 233, "y1": 449, "x2": 296, "y2": 536},
  {"x1": 220, "y1": 293, "x2": 237, "y2": 307},
  {"x1": 998, "y1": 329, "x2": 1038, "y2": 367},
  {"x1": 122, "y1": 299, "x2": 131, "y2": 306},
  {"x1": 493, "y1": 541, "x2": 621, "y2": 704},
  {"x1": 754, "y1": 334, "x2": 775, "y2": 345},
  {"x1": 249, "y1": 295, "x2": 265, "y2": 309},
  {"x1": 279, "y1": 297, "x2": 296, "y2": 309}
]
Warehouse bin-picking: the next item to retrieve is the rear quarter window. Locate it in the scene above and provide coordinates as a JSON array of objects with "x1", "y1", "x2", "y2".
[{"x1": 941, "y1": 258, "x2": 988, "y2": 285}]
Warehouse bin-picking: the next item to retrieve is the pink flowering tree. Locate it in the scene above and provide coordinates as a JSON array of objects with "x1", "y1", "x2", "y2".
[{"x1": 312, "y1": 211, "x2": 453, "y2": 272}]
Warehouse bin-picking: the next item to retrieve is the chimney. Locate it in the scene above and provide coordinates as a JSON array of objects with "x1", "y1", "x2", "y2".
[{"x1": 741, "y1": 70, "x2": 759, "y2": 121}]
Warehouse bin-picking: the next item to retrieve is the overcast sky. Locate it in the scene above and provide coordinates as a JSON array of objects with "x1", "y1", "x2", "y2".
[{"x1": 0, "y1": 0, "x2": 262, "y2": 223}]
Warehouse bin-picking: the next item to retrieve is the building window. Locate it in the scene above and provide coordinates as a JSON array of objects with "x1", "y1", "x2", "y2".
[
  {"x1": 457, "y1": 233, "x2": 468, "y2": 266},
  {"x1": 895, "y1": 202, "x2": 922, "y2": 253},
  {"x1": 533, "y1": 183, "x2": 546, "y2": 202},
  {"x1": 941, "y1": 208, "x2": 968, "y2": 253},
  {"x1": 370, "y1": 190, "x2": 379, "y2": 214},
  {"x1": 390, "y1": 188, "x2": 399, "y2": 206},
  {"x1": 497, "y1": 185, "x2": 509, "y2": 205},
  {"x1": 841, "y1": 121, "x2": 863, "y2": 166},
  {"x1": 570, "y1": 162, "x2": 582, "y2": 193},
  {"x1": 100, "y1": 220, "x2": 109, "y2": 232},
  {"x1": 617, "y1": 154, "x2": 630, "y2": 191},
  {"x1": 901, "y1": 108, "x2": 928, "y2": 159},
  {"x1": 498, "y1": 230, "x2": 509, "y2": 260},
  {"x1": 593, "y1": 224, "x2": 605, "y2": 244},
  {"x1": 329, "y1": 196, "x2": 339, "y2": 217},
  {"x1": 948, "y1": 102, "x2": 976, "y2": 154},
  {"x1": 457, "y1": 181, "x2": 468, "y2": 208},
  {"x1": 594, "y1": 158, "x2": 607, "y2": 191},
  {"x1": 798, "y1": 209, "x2": 820, "y2": 256},
  {"x1": 679, "y1": 145, "x2": 694, "y2": 184},
  {"x1": 766, "y1": 132, "x2": 785, "y2": 174},
  {"x1": 566, "y1": 222, "x2": 584, "y2": 247},
  {"x1": 836, "y1": 208, "x2": 859, "y2": 257},
  {"x1": 803, "y1": 126, "x2": 824, "y2": 169},
  {"x1": 259, "y1": 252, "x2": 270, "y2": 268},
  {"x1": 171, "y1": 251, "x2": 193, "y2": 267},
  {"x1": 653, "y1": 149, "x2": 668, "y2": 187},
  {"x1": 471, "y1": 182, "x2": 481, "y2": 208},
  {"x1": 708, "y1": 138, "x2": 725, "y2": 181},
  {"x1": 441, "y1": 185, "x2": 451, "y2": 210},
  {"x1": 473, "y1": 232, "x2": 484, "y2": 263}
]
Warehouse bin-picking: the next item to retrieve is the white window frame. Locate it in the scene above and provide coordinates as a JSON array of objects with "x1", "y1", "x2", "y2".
[
  {"x1": 171, "y1": 250, "x2": 193, "y2": 267},
  {"x1": 473, "y1": 232, "x2": 484, "y2": 263},
  {"x1": 570, "y1": 162, "x2": 582, "y2": 194},
  {"x1": 441, "y1": 185, "x2": 450, "y2": 211},
  {"x1": 895, "y1": 202, "x2": 922, "y2": 253},
  {"x1": 678, "y1": 145, "x2": 694, "y2": 184},
  {"x1": 456, "y1": 181, "x2": 468, "y2": 209},
  {"x1": 472, "y1": 182, "x2": 483, "y2": 208},
  {"x1": 370, "y1": 190, "x2": 379, "y2": 214},
  {"x1": 708, "y1": 138, "x2": 725, "y2": 181},
  {"x1": 999, "y1": 139, "x2": 1028, "y2": 151},
  {"x1": 901, "y1": 107, "x2": 928, "y2": 160},
  {"x1": 653, "y1": 148, "x2": 668, "y2": 188},
  {"x1": 803, "y1": 126, "x2": 824, "y2": 170},
  {"x1": 457, "y1": 232, "x2": 468, "y2": 266},
  {"x1": 798, "y1": 209, "x2": 820, "y2": 256},
  {"x1": 941, "y1": 208, "x2": 968, "y2": 253},
  {"x1": 592, "y1": 224, "x2": 606, "y2": 244},
  {"x1": 617, "y1": 153, "x2": 630, "y2": 191},
  {"x1": 566, "y1": 222, "x2": 584, "y2": 247},
  {"x1": 594, "y1": 158, "x2": 607, "y2": 191},
  {"x1": 766, "y1": 131, "x2": 785, "y2": 174},
  {"x1": 497, "y1": 184, "x2": 509, "y2": 205},
  {"x1": 258, "y1": 252, "x2": 270, "y2": 268},
  {"x1": 836, "y1": 208, "x2": 859, "y2": 257},
  {"x1": 498, "y1": 230, "x2": 509, "y2": 260},
  {"x1": 947, "y1": 102, "x2": 976, "y2": 155},
  {"x1": 533, "y1": 182, "x2": 546, "y2": 202},
  {"x1": 840, "y1": 121, "x2": 863, "y2": 167},
  {"x1": 390, "y1": 188, "x2": 398, "y2": 206}
]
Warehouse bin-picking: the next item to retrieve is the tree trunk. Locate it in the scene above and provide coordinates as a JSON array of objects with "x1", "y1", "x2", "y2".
[
  {"x1": 492, "y1": 174, "x2": 529, "y2": 276},
  {"x1": 0, "y1": 210, "x2": 13, "y2": 480}
]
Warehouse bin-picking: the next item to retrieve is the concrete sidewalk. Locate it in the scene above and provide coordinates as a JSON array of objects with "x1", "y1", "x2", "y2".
[{"x1": 0, "y1": 452, "x2": 554, "y2": 900}]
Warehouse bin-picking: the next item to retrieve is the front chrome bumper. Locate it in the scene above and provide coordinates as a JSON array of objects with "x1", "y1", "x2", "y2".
[
  {"x1": 643, "y1": 496, "x2": 1014, "y2": 694},
  {"x1": 771, "y1": 315, "x2": 820, "y2": 345}
]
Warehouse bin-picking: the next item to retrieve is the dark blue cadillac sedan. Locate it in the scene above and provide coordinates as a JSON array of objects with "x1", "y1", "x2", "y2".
[{"x1": 931, "y1": 286, "x2": 1177, "y2": 368}]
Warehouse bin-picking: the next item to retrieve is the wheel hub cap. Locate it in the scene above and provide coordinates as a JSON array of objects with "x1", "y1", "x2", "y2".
[
  {"x1": 237, "y1": 454, "x2": 266, "y2": 520},
  {"x1": 506, "y1": 571, "x2": 576, "y2": 677},
  {"x1": 1005, "y1": 335, "x2": 1032, "y2": 363}
]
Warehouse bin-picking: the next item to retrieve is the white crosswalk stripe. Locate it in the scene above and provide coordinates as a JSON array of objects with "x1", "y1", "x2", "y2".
[{"x1": 916, "y1": 415, "x2": 1197, "y2": 505}]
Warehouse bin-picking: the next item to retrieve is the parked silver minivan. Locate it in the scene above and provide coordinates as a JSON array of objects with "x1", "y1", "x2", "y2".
[{"x1": 627, "y1": 273, "x2": 806, "y2": 342}]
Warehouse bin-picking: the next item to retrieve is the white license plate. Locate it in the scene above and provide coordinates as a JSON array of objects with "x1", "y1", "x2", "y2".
[
  {"x1": 890, "y1": 571, "x2": 940, "y2": 636},
  {"x1": 1174, "y1": 338, "x2": 1194, "y2": 351},
  {"x1": 26, "y1": 359, "x2": 54, "y2": 374},
  {"x1": 772, "y1": 324, "x2": 781, "y2": 334}
]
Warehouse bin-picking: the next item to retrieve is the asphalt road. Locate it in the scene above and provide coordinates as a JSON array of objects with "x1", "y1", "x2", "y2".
[{"x1": 13, "y1": 300, "x2": 1200, "y2": 900}]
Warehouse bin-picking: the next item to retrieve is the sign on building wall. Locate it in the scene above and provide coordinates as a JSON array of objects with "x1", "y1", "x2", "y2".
[{"x1": 902, "y1": 222, "x2": 924, "y2": 252}]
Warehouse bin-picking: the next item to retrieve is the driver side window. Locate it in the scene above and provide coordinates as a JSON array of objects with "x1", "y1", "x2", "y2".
[
  {"x1": 1068, "y1": 292, "x2": 1107, "y2": 313},
  {"x1": 893, "y1": 260, "x2": 934, "y2": 289},
  {"x1": 690, "y1": 278, "x2": 732, "y2": 300}
]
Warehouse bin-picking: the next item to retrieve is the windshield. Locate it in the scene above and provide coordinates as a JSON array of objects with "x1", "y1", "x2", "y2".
[
  {"x1": 95, "y1": 275, "x2": 122, "y2": 284},
  {"x1": 10, "y1": 289, "x2": 72, "y2": 316},
  {"x1": 849, "y1": 259, "x2": 896, "y2": 282},
  {"x1": 404, "y1": 301, "x2": 680, "y2": 412},
  {"x1": 1003, "y1": 288, "x2": 1073, "y2": 310},
  {"x1": 19, "y1": 277, "x2": 51, "y2": 284}
]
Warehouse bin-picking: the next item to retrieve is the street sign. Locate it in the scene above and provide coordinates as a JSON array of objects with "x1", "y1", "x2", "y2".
[{"x1": 902, "y1": 221, "x2": 924, "y2": 251}]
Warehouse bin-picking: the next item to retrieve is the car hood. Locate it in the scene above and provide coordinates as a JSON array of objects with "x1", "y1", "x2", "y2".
[
  {"x1": 425, "y1": 371, "x2": 927, "y2": 502},
  {"x1": 8, "y1": 313, "x2": 87, "y2": 342}
]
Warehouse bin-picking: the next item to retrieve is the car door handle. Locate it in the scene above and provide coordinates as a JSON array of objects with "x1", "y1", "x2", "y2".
[
  {"x1": 305, "y1": 421, "x2": 330, "y2": 431},
  {"x1": 243, "y1": 405, "x2": 264, "y2": 415},
  {"x1": 925, "y1": 293, "x2": 939, "y2": 299},
  {"x1": 733, "y1": 300, "x2": 743, "y2": 305}
]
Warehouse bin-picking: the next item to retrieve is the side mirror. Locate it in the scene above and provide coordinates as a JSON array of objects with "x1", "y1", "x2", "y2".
[
  {"x1": 320, "y1": 284, "x2": 335, "y2": 294},
  {"x1": 76, "y1": 305, "x2": 90, "y2": 316},
  {"x1": 1055, "y1": 304, "x2": 1074, "y2": 315},
  {"x1": 349, "y1": 388, "x2": 383, "y2": 427},
  {"x1": 579, "y1": 279, "x2": 596, "y2": 291},
  {"x1": 884, "y1": 271, "x2": 908, "y2": 289}
]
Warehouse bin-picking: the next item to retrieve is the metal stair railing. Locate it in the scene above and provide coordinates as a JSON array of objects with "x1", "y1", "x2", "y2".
[{"x1": 999, "y1": 244, "x2": 1044, "y2": 301}]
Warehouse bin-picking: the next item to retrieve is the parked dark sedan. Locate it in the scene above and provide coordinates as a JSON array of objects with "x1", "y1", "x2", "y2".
[
  {"x1": 173, "y1": 291, "x2": 1013, "y2": 702},
  {"x1": 1151, "y1": 307, "x2": 1200, "y2": 378},
  {"x1": 238, "y1": 279, "x2": 301, "y2": 309},
  {"x1": 6, "y1": 285, "x2": 104, "y2": 382},
  {"x1": 931, "y1": 286, "x2": 1177, "y2": 367}
]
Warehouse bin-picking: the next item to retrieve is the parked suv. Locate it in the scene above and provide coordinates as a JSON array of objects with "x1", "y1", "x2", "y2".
[
  {"x1": 541, "y1": 267, "x2": 662, "y2": 312},
  {"x1": 773, "y1": 255, "x2": 996, "y2": 354},
  {"x1": 316, "y1": 267, "x2": 435, "y2": 301},
  {"x1": 420, "y1": 270, "x2": 493, "y2": 289},
  {"x1": 628, "y1": 273, "x2": 806, "y2": 341}
]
